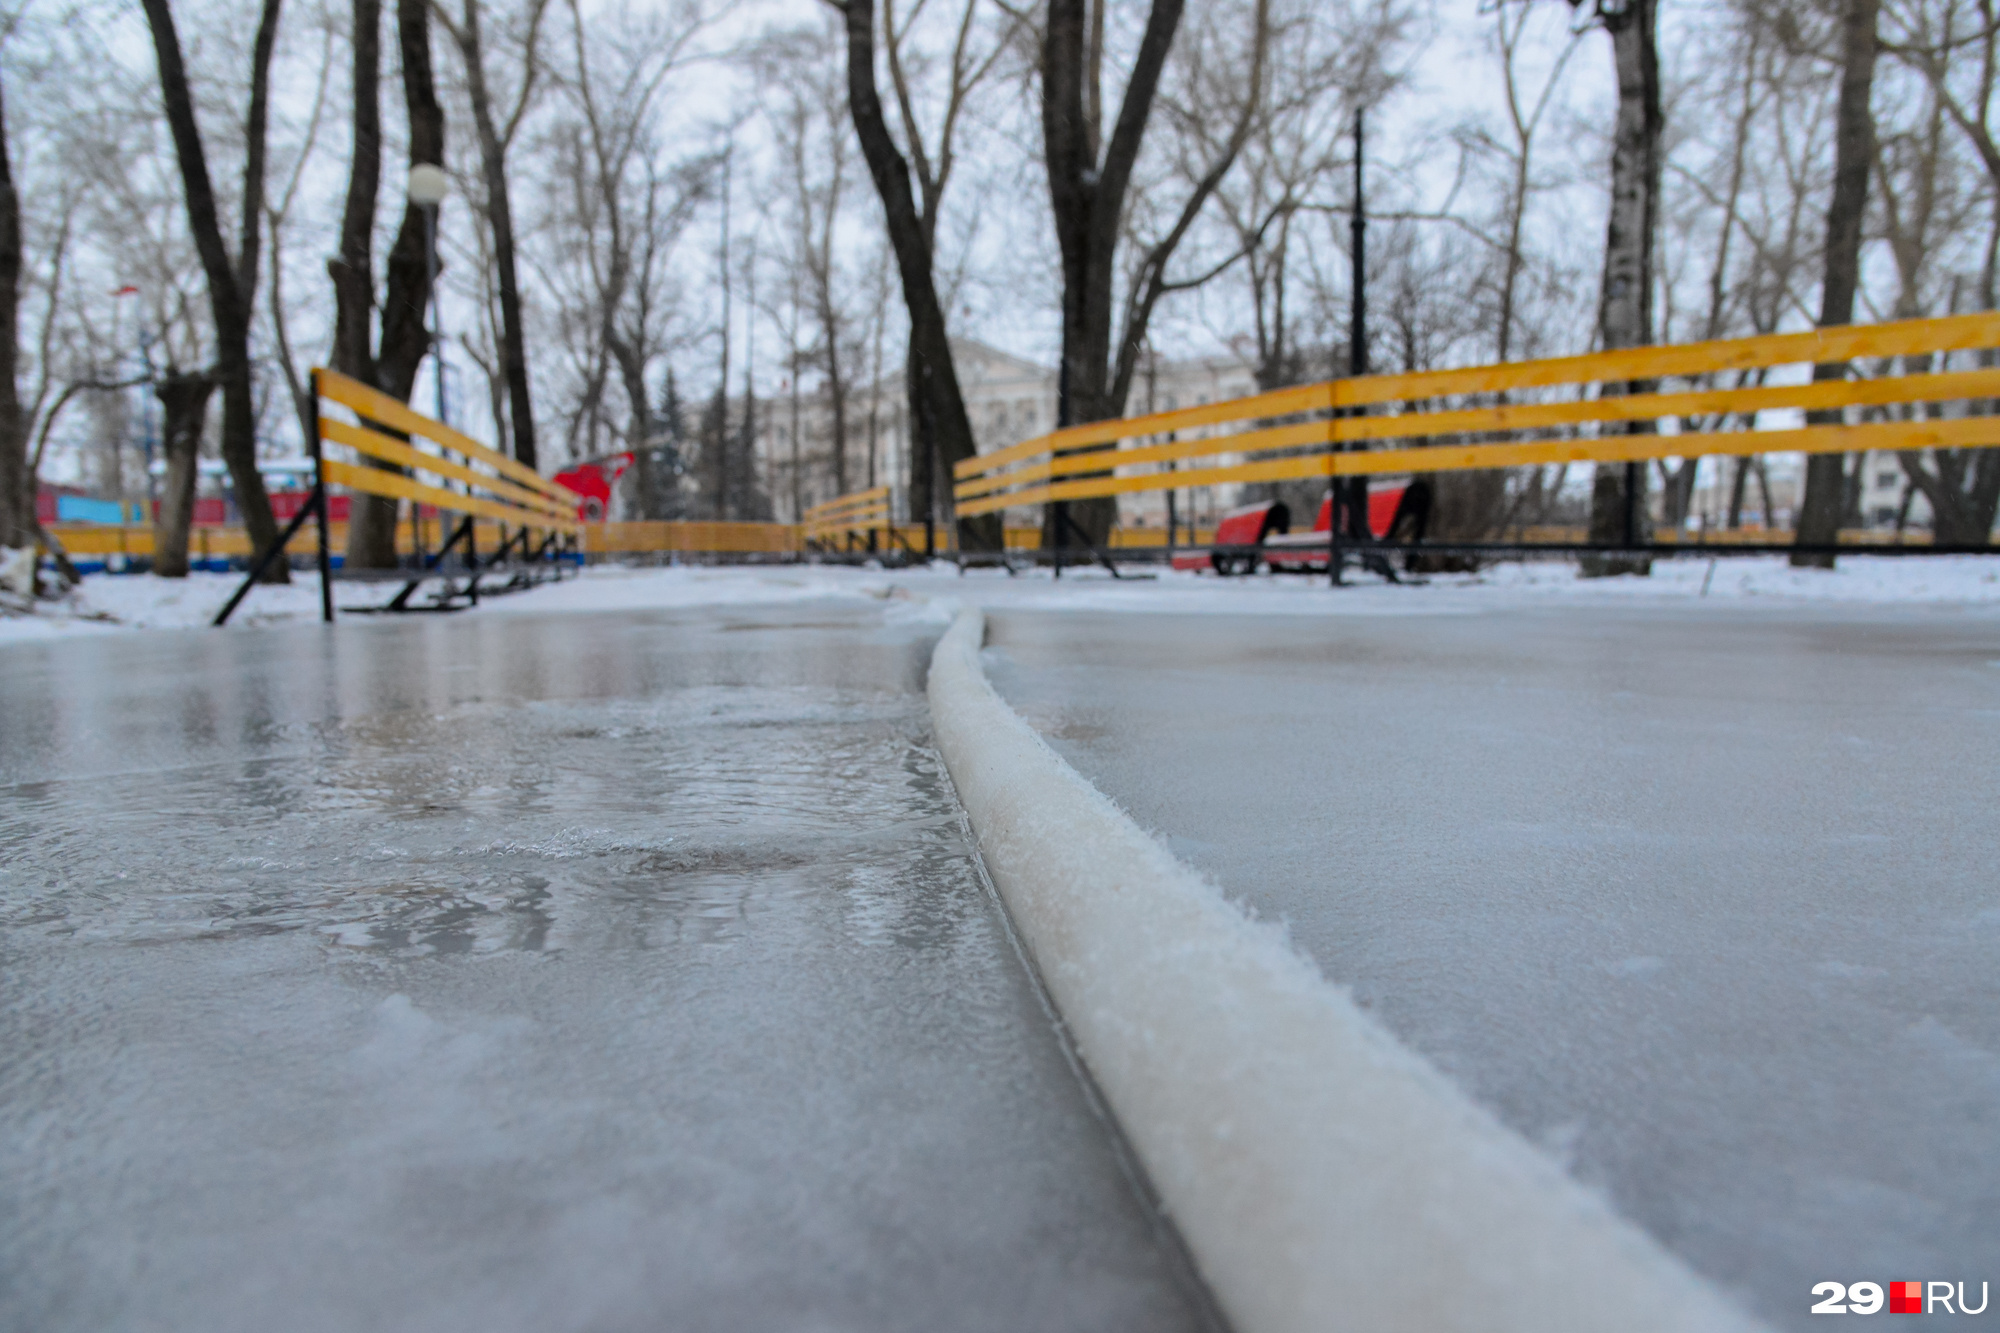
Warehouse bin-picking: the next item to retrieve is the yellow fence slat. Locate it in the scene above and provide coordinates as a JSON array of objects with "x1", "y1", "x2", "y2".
[
  {"x1": 803, "y1": 485, "x2": 895, "y2": 543},
  {"x1": 955, "y1": 413, "x2": 2000, "y2": 517},
  {"x1": 321, "y1": 419, "x2": 577, "y2": 521},
  {"x1": 322, "y1": 459, "x2": 582, "y2": 533},
  {"x1": 956, "y1": 420, "x2": 1333, "y2": 502},
  {"x1": 804, "y1": 511, "x2": 890, "y2": 531},
  {"x1": 1330, "y1": 311, "x2": 2000, "y2": 411},
  {"x1": 1323, "y1": 367, "x2": 2000, "y2": 445},
  {"x1": 956, "y1": 368, "x2": 2000, "y2": 508},
  {"x1": 315, "y1": 368, "x2": 582, "y2": 507},
  {"x1": 803, "y1": 485, "x2": 890, "y2": 520},
  {"x1": 956, "y1": 382, "x2": 1334, "y2": 480},
  {"x1": 581, "y1": 520, "x2": 802, "y2": 554}
]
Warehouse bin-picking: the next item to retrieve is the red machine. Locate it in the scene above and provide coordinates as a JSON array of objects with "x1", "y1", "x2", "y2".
[
  {"x1": 1170, "y1": 479, "x2": 1427, "y2": 575},
  {"x1": 553, "y1": 452, "x2": 635, "y2": 522}
]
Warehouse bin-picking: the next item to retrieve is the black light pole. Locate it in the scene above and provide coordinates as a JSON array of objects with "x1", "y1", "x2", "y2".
[
  {"x1": 1335, "y1": 107, "x2": 1367, "y2": 587},
  {"x1": 1052, "y1": 357, "x2": 1070, "y2": 579},
  {"x1": 408, "y1": 163, "x2": 452, "y2": 420},
  {"x1": 408, "y1": 164, "x2": 451, "y2": 424},
  {"x1": 408, "y1": 164, "x2": 450, "y2": 568},
  {"x1": 425, "y1": 207, "x2": 444, "y2": 422},
  {"x1": 1350, "y1": 108, "x2": 1367, "y2": 380}
]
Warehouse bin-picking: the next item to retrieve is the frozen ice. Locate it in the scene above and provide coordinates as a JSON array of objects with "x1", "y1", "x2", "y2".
[
  {"x1": 981, "y1": 600, "x2": 2000, "y2": 1333},
  {"x1": 0, "y1": 603, "x2": 1208, "y2": 1332},
  {"x1": 929, "y1": 609, "x2": 1760, "y2": 1333}
]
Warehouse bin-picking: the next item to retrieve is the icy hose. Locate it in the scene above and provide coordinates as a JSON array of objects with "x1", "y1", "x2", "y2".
[{"x1": 927, "y1": 607, "x2": 1764, "y2": 1333}]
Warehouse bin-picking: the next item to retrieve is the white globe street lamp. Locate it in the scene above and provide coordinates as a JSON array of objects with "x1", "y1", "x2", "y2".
[{"x1": 407, "y1": 162, "x2": 450, "y2": 208}]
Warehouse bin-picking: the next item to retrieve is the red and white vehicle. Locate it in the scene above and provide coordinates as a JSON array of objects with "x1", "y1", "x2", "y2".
[{"x1": 1170, "y1": 478, "x2": 1430, "y2": 575}]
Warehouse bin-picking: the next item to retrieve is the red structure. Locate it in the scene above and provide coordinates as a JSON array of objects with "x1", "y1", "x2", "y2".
[
  {"x1": 553, "y1": 452, "x2": 634, "y2": 522},
  {"x1": 1172, "y1": 481, "x2": 1424, "y2": 575}
]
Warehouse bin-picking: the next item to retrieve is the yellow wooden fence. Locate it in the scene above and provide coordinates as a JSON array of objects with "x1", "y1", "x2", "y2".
[
  {"x1": 953, "y1": 313, "x2": 2000, "y2": 517},
  {"x1": 802, "y1": 486, "x2": 892, "y2": 547},
  {"x1": 315, "y1": 369, "x2": 583, "y2": 538}
]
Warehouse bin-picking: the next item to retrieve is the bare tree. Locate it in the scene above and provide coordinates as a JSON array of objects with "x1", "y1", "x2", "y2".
[
  {"x1": 1881, "y1": 0, "x2": 2000, "y2": 543},
  {"x1": 762, "y1": 24, "x2": 859, "y2": 499},
  {"x1": 543, "y1": 0, "x2": 707, "y2": 515},
  {"x1": 832, "y1": 0, "x2": 1001, "y2": 547},
  {"x1": 861, "y1": 240, "x2": 894, "y2": 490},
  {"x1": 1485, "y1": 6, "x2": 1585, "y2": 363},
  {"x1": 1219, "y1": 0, "x2": 1406, "y2": 390},
  {"x1": 140, "y1": 0, "x2": 289, "y2": 581},
  {"x1": 266, "y1": 12, "x2": 338, "y2": 455},
  {"x1": 0, "y1": 76, "x2": 28, "y2": 553},
  {"x1": 1793, "y1": 0, "x2": 1884, "y2": 565},
  {"x1": 1040, "y1": 0, "x2": 1270, "y2": 547},
  {"x1": 1578, "y1": 0, "x2": 1662, "y2": 577},
  {"x1": 328, "y1": 0, "x2": 450, "y2": 569},
  {"x1": 437, "y1": 0, "x2": 548, "y2": 469}
]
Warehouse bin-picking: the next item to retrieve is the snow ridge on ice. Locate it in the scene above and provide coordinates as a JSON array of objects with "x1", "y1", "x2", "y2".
[{"x1": 927, "y1": 606, "x2": 1766, "y2": 1333}]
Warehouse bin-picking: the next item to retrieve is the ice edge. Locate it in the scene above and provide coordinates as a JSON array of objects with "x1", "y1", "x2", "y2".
[{"x1": 926, "y1": 605, "x2": 1767, "y2": 1333}]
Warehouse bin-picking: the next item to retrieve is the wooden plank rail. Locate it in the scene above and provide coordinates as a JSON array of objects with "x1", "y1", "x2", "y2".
[
  {"x1": 803, "y1": 485, "x2": 892, "y2": 546},
  {"x1": 315, "y1": 369, "x2": 584, "y2": 530},
  {"x1": 213, "y1": 369, "x2": 588, "y2": 626},
  {"x1": 953, "y1": 313, "x2": 2000, "y2": 520}
]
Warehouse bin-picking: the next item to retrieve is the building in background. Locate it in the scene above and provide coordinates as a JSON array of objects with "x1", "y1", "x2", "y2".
[{"x1": 746, "y1": 339, "x2": 1259, "y2": 533}]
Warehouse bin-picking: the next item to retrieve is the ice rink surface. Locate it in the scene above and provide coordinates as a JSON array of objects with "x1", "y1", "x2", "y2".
[
  {"x1": 0, "y1": 604, "x2": 1208, "y2": 1332},
  {"x1": 983, "y1": 598, "x2": 2000, "y2": 1331}
]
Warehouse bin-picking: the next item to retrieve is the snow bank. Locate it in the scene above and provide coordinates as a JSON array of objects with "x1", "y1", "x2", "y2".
[
  {"x1": 0, "y1": 565, "x2": 900, "y2": 642},
  {"x1": 927, "y1": 605, "x2": 1765, "y2": 1333},
  {"x1": 1446, "y1": 552, "x2": 2000, "y2": 602},
  {"x1": 474, "y1": 564, "x2": 895, "y2": 617},
  {"x1": 927, "y1": 552, "x2": 2000, "y2": 615},
  {"x1": 11, "y1": 551, "x2": 1997, "y2": 646}
]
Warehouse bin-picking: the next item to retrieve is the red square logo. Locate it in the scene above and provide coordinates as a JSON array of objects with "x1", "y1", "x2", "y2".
[{"x1": 1890, "y1": 1281, "x2": 1925, "y2": 1314}]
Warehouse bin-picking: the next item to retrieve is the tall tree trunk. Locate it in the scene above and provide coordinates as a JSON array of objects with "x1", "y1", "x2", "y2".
[
  {"x1": 330, "y1": 0, "x2": 386, "y2": 561},
  {"x1": 345, "y1": 0, "x2": 447, "y2": 568},
  {"x1": 151, "y1": 372, "x2": 218, "y2": 579},
  {"x1": 840, "y1": 0, "x2": 992, "y2": 549},
  {"x1": 1042, "y1": 0, "x2": 1185, "y2": 548},
  {"x1": 451, "y1": 0, "x2": 537, "y2": 469},
  {"x1": 1580, "y1": 0, "x2": 1661, "y2": 578},
  {"x1": 1901, "y1": 448, "x2": 2000, "y2": 541},
  {"x1": 0, "y1": 78, "x2": 27, "y2": 553},
  {"x1": 704, "y1": 387, "x2": 727, "y2": 519},
  {"x1": 608, "y1": 336, "x2": 653, "y2": 516},
  {"x1": 141, "y1": 0, "x2": 290, "y2": 583},
  {"x1": 329, "y1": 0, "x2": 382, "y2": 387},
  {"x1": 731, "y1": 358, "x2": 766, "y2": 520},
  {"x1": 653, "y1": 369, "x2": 688, "y2": 520},
  {"x1": 1727, "y1": 455, "x2": 1751, "y2": 528},
  {"x1": 827, "y1": 334, "x2": 849, "y2": 497},
  {"x1": 789, "y1": 342, "x2": 803, "y2": 520},
  {"x1": 1794, "y1": 0, "x2": 1882, "y2": 567}
]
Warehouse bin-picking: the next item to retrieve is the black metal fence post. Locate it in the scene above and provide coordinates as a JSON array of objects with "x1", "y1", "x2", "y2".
[
  {"x1": 1334, "y1": 106, "x2": 1368, "y2": 589},
  {"x1": 311, "y1": 370, "x2": 334, "y2": 622}
]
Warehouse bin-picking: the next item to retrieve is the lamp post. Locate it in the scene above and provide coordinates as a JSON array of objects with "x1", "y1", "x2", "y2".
[
  {"x1": 1333, "y1": 107, "x2": 1368, "y2": 587},
  {"x1": 407, "y1": 165, "x2": 450, "y2": 566},
  {"x1": 407, "y1": 163, "x2": 450, "y2": 427},
  {"x1": 110, "y1": 285, "x2": 144, "y2": 520}
]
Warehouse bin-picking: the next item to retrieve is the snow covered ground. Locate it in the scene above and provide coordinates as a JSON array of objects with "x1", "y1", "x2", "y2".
[{"x1": 3, "y1": 550, "x2": 2000, "y2": 643}]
